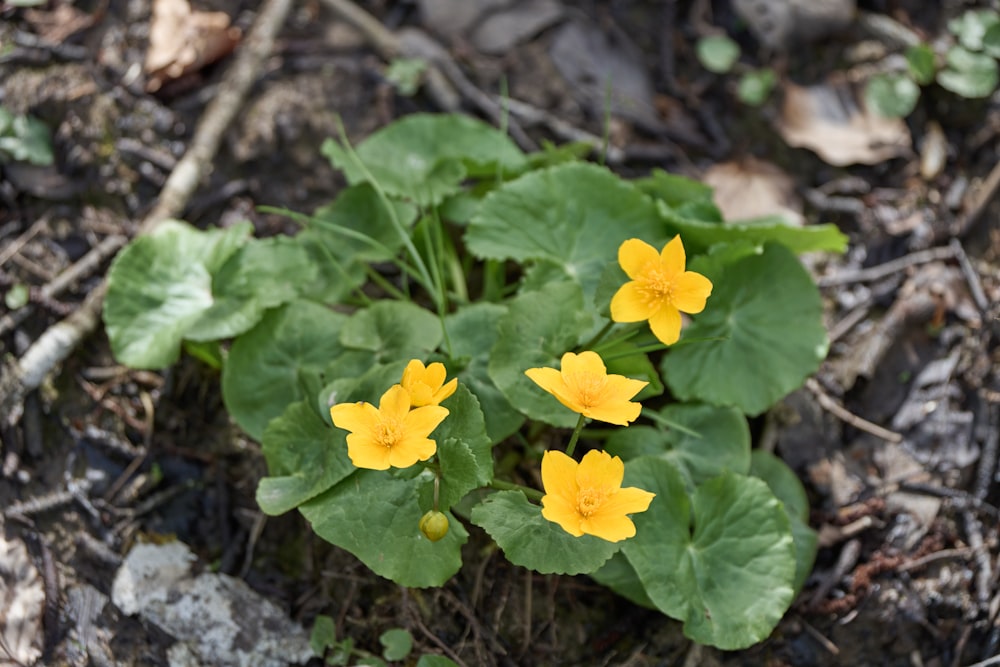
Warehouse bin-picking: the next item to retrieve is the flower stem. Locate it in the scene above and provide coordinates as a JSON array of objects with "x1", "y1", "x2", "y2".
[
  {"x1": 578, "y1": 320, "x2": 615, "y2": 351},
  {"x1": 564, "y1": 413, "x2": 587, "y2": 458},
  {"x1": 490, "y1": 479, "x2": 544, "y2": 502}
]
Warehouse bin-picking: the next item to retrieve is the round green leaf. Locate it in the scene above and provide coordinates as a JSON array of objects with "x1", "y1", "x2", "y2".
[
  {"x1": 466, "y1": 162, "x2": 664, "y2": 301},
  {"x1": 340, "y1": 300, "x2": 442, "y2": 364},
  {"x1": 984, "y1": 23, "x2": 1000, "y2": 58},
  {"x1": 379, "y1": 628, "x2": 413, "y2": 661},
  {"x1": 300, "y1": 470, "x2": 468, "y2": 587},
  {"x1": 4, "y1": 284, "x2": 29, "y2": 310},
  {"x1": 622, "y1": 460, "x2": 796, "y2": 650},
  {"x1": 445, "y1": 303, "x2": 525, "y2": 443},
  {"x1": 905, "y1": 44, "x2": 936, "y2": 85},
  {"x1": 321, "y1": 113, "x2": 526, "y2": 206},
  {"x1": 938, "y1": 46, "x2": 999, "y2": 98},
  {"x1": 661, "y1": 243, "x2": 828, "y2": 416},
  {"x1": 696, "y1": 35, "x2": 740, "y2": 74},
  {"x1": 750, "y1": 450, "x2": 818, "y2": 595},
  {"x1": 737, "y1": 68, "x2": 777, "y2": 106},
  {"x1": 417, "y1": 657, "x2": 459, "y2": 667},
  {"x1": 487, "y1": 281, "x2": 594, "y2": 428},
  {"x1": 589, "y1": 551, "x2": 655, "y2": 608},
  {"x1": 223, "y1": 300, "x2": 347, "y2": 439},
  {"x1": 470, "y1": 490, "x2": 620, "y2": 575},
  {"x1": 606, "y1": 403, "x2": 750, "y2": 487},
  {"x1": 104, "y1": 220, "x2": 252, "y2": 369},
  {"x1": 634, "y1": 169, "x2": 714, "y2": 209},
  {"x1": 864, "y1": 73, "x2": 920, "y2": 118},
  {"x1": 186, "y1": 236, "x2": 316, "y2": 341},
  {"x1": 257, "y1": 401, "x2": 355, "y2": 516},
  {"x1": 948, "y1": 9, "x2": 1000, "y2": 51}
]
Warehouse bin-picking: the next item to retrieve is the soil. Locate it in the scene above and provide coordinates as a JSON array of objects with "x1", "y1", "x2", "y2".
[{"x1": 2, "y1": 1, "x2": 1000, "y2": 666}]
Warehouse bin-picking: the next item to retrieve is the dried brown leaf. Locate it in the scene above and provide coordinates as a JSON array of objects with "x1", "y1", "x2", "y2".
[
  {"x1": 776, "y1": 80, "x2": 911, "y2": 166},
  {"x1": 703, "y1": 157, "x2": 804, "y2": 226},
  {"x1": 0, "y1": 532, "x2": 44, "y2": 667},
  {"x1": 145, "y1": 0, "x2": 242, "y2": 93}
]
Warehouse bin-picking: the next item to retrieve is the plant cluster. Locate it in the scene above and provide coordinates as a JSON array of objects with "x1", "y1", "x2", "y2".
[
  {"x1": 102, "y1": 112, "x2": 847, "y2": 650},
  {"x1": 0, "y1": 106, "x2": 53, "y2": 166}
]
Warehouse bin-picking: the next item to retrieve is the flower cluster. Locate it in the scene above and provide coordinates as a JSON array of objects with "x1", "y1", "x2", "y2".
[{"x1": 329, "y1": 360, "x2": 456, "y2": 471}]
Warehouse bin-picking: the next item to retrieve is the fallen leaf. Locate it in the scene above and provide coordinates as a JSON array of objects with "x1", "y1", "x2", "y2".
[
  {"x1": 776, "y1": 79, "x2": 912, "y2": 166},
  {"x1": 0, "y1": 531, "x2": 44, "y2": 667},
  {"x1": 23, "y1": 4, "x2": 94, "y2": 44},
  {"x1": 145, "y1": 0, "x2": 242, "y2": 93},
  {"x1": 703, "y1": 156, "x2": 804, "y2": 225}
]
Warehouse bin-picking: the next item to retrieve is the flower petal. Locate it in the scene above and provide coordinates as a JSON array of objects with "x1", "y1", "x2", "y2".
[
  {"x1": 424, "y1": 362, "x2": 447, "y2": 387},
  {"x1": 580, "y1": 512, "x2": 637, "y2": 542},
  {"x1": 576, "y1": 450, "x2": 624, "y2": 490},
  {"x1": 601, "y1": 486, "x2": 656, "y2": 517},
  {"x1": 648, "y1": 305, "x2": 682, "y2": 345},
  {"x1": 604, "y1": 374, "x2": 649, "y2": 402},
  {"x1": 541, "y1": 494, "x2": 585, "y2": 537},
  {"x1": 618, "y1": 238, "x2": 660, "y2": 279},
  {"x1": 402, "y1": 404, "x2": 449, "y2": 439},
  {"x1": 560, "y1": 351, "x2": 606, "y2": 376},
  {"x1": 401, "y1": 359, "x2": 425, "y2": 388},
  {"x1": 389, "y1": 436, "x2": 437, "y2": 467},
  {"x1": 541, "y1": 450, "x2": 580, "y2": 506},
  {"x1": 329, "y1": 401, "x2": 379, "y2": 436},
  {"x1": 345, "y1": 433, "x2": 391, "y2": 470},
  {"x1": 524, "y1": 367, "x2": 582, "y2": 412},
  {"x1": 583, "y1": 399, "x2": 642, "y2": 426},
  {"x1": 672, "y1": 271, "x2": 714, "y2": 314},
  {"x1": 660, "y1": 235, "x2": 686, "y2": 272},
  {"x1": 432, "y1": 377, "x2": 458, "y2": 404},
  {"x1": 378, "y1": 384, "x2": 413, "y2": 419},
  {"x1": 610, "y1": 282, "x2": 657, "y2": 323}
]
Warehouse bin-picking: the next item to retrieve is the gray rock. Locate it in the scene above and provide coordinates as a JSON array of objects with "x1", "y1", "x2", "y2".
[
  {"x1": 417, "y1": 0, "x2": 512, "y2": 40},
  {"x1": 471, "y1": 0, "x2": 565, "y2": 55},
  {"x1": 733, "y1": 0, "x2": 856, "y2": 50}
]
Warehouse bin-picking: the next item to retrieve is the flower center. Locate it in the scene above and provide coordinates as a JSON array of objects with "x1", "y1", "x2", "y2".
[
  {"x1": 374, "y1": 418, "x2": 402, "y2": 449},
  {"x1": 639, "y1": 267, "x2": 675, "y2": 306},
  {"x1": 567, "y1": 372, "x2": 607, "y2": 408},
  {"x1": 577, "y1": 487, "x2": 608, "y2": 517}
]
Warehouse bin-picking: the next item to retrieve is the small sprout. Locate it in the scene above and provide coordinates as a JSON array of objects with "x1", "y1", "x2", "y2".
[
  {"x1": 905, "y1": 44, "x2": 937, "y2": 85},
  {"x1": 737, "y1": 68, "x2": 777, "y2": 106},
  {"x1": 419, "y1": 510, "x2": 449, "y2": 542},
  {"x1": 696, "y1": 35, "x2": 740, "y2": 74}
]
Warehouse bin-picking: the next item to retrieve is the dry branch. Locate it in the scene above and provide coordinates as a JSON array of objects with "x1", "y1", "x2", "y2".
[{"x1": 0, "y1": 0, "x2": 293, "y2": 426}]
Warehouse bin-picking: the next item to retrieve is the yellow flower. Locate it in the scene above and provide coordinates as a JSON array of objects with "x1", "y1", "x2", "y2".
[
  {"x1": 524, "y1": 351, "x2": 647, "y2": 426},
  {"x1": 400, "y1": 359, "x2": 458, "y2": 407},
  {"x1": 610, "y1": 236, "x2": 713, "y2": 346},
  {"x1": 329, "y1": 385, "x2": 448, "y2": 470},
  {"x1": 541, "y1": 449, "x2": 655, "y2": 542}
]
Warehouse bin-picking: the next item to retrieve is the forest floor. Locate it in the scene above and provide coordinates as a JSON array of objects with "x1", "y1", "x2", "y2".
[{"x1": 2, "y1": 0, "x2": 1000, "y2": 666}]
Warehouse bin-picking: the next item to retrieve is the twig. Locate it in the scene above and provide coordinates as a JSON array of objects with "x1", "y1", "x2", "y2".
[
  {"x1": 0, "y1": 216, "x2": 47, "y2": 266},
  {"x1": 818, "y1": 245, "x2": 955, "y2": 287},
  {"x1": 896, "y1": 546, "x2": 977, "y2": 573},
  {"x1": 965, "y1": 510, "x2": 993, "y2": 609},
  {"x1": 950, "y1": 238, "x2": 990, "y2": 313},
  {"x1": 0, "y1": 0, "x2": 294, "y2": 427},
  {"x1": 795, "y1": 615, "x2": 840, "y2": 656},
  {"x1": 942, "y1": 151, "x2": 1000, "y2": 241},
  {"x1": 805, "y1": 378, "x2": 903, "y2": 443},
  {"x1": 808, "y1": 538, "x2": 861, "y2": 610}
]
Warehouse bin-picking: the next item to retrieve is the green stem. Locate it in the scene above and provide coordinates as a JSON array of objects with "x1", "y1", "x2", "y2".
[
  {"x1": 363, "y1": 264, "x2": 407, "y2": 301},
  {"x1": 578, "y1": 320, "x2": 615, "y2": 352},
  {"x1": 490, "y1": 479, "x2": 544, "y2": 502},
  {"x1": 641, "y1": 407, "x2": 702, "y2": 438},
  {"x1": 564, "y1": 413, "x2": 588, "y2": 458}
]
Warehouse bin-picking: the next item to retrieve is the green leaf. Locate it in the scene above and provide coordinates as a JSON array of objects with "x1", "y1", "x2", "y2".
[
  {"x1": 696, "y1": 35, "x2": 740, "y2": 74},
  {"x1": 864, "y1": 73, "x2": 920, "y2": 118},
  {"x1": 0, "y1": 114, "x2": 54, "y2": 165},
  {"x1": 385, "y1": 58, "x2": 427, "y2": 96},
  {"x1": 4, "y1": 284, "x2": 29, "y2": 310},
  {"x1": 937, "y1": 46, "x2": 999, "y2": 98},
  {"x1": 948, "y1": 9, "x2": 1000, "y2": 51},
  {"x1": 185, "y1": 236, "x2": 316, "y2": 341},
  {"x1": 322, "y1": 113, "x2": 526, "y2": 206},
  {"x1": 104, "y1": 220, "x2": 252, "y2": 369},
  {"x1": 222, "y1": 300, "x2": 347, "y2": 439},
  {"x1": 658, "y1": 202, "x2": 848, "y2": 254},
  {"x1": 416, "y1": 656, "x2": 459, "y2": 667},
  {"x1": 470, "y1": 491, "x2": 620, "y2": 575},
  {"x1": 750, "y1": 450, "x2": 818, "y2": 595},
  {"x1": 905, "y1": 44, "x2": 937, "y2": 85},
  {"x1": 310, "y1": 615, "x2": 337, "y2": 654},
  {"x1": 466, "y1": 162, "x2": 664, "y2": 301},
  {"x1": 622, "y1": 460, "x2": 796, "y2": 650},
  {"x1": 340, "y1": 300, "x2": 442, "y2": 364},
  {"x1": 488, "y1": 281, "x2": 594, "y2": 428},
  {"x1": 634, "y1": 169, "x2": 714, "y2": 209},
  {"x1": 421, "y1": 385, "x2": 493, "y2": 511},
  {"x1": 600, "y1": 338, "x2": 663, "y2": 401},
  {"x1": 606, "y1": 403, "x2": 750, "y2": 487},
  {"x1": 661, "y1": 243, "x2": 828, "y2": 416},
  {"x1": 300, "y1": 470, "x2": 468, "y2": 587},
  {"x1": 323, "y1": 361, "x2": 404, "y2": 409},
  {"x1": 379, "y1": 628, "x2": 413, "y2": 661},
  {"x1": 256, "y1": 401, "x2": 355, "y2": 515},
  {"x1": 309, "y1": 183, "x2": 418, "y2": 263},
  {"x1": 737, "y1": 68, "x2": 778, "y2": 106},
  {"x1": 445, "y1": 303, "x2": 525, "y2": 443},
  {"x1": 984, "y1": 23, "x2": 1000, "y2": 58}
]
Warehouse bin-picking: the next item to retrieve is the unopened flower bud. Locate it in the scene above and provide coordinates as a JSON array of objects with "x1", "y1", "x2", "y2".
[{"x1": 419, "y1": 510, "x2": 449, "y2": 542}]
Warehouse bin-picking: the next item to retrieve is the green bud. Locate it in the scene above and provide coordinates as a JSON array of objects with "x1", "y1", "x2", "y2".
[{"x1": 419, "y1": 510, "x2": 449, "y2": 542}]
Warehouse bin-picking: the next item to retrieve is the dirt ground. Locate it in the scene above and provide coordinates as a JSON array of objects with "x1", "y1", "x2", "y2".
[{"x1": 2, "y1": 0, "x2": 1000, "y2": 665}]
